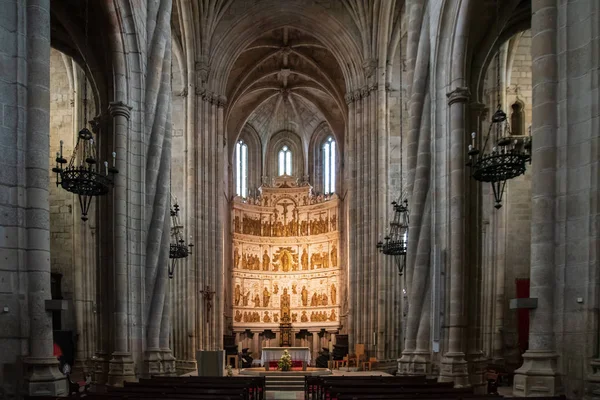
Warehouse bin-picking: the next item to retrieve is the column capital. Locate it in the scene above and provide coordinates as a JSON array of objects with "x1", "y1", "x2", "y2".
[
  {"x1": 108, "y1": 101, "x2": 132, "y2": 119},
  {"x1": 446, "y1": 87, "x2": 471, "y2": 105}
]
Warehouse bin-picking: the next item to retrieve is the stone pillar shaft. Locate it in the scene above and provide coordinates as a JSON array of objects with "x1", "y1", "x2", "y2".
[
  {"x1": 107, "y1": 101, "x2": 135, "y2": 384},
  {"x1": 440, "y1": 87, "x2": 470, "y2": 386},
  {"x1": 22, "y1": 0, "x2": 66, "y2": 394},
  {"x1": 513, "y1": 0, "x2": 560, "y2": 395}
]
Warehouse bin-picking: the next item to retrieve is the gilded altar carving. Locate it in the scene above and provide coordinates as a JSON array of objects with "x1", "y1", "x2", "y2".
[
  {"x1": 301, "y1": 286, "x2": 308, "y2": 306},
  {"x1": 232, "y1": 182, "x2": 341, "y2": 330},
  {"x1": 262, "y1": 287, "x2": 271, "y2": 307}
]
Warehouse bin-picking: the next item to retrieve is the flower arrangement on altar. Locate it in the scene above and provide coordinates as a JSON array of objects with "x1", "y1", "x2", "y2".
[
  {"x1": 277, "y1": 349, "x2": 292, "y2": 371},
  {"x1": 226, "y1": 364, "x2": 233, "y2": 377}
]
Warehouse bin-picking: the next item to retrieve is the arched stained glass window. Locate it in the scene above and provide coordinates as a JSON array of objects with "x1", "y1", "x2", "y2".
[
  {"x1": 278, "y1": 145, "x2": 292, "y2": 176},
  {"x1": 323, "y1": 136, "x2": 336, "y2": 194},
  {"x1": 235, "y1": 140, "x2": 248, "y2": 197}
]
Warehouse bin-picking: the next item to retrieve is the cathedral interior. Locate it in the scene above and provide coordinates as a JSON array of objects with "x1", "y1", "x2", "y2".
[{"x1": 0, "y1": 0, "x2": 599, "y2": 398}]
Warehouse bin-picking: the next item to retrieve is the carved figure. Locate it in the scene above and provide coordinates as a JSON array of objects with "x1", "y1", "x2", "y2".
[
  {"x1": 262, "y1": 250, "x2": 270, "y2": 271},
  {"x1": 262, "y1": 287, "x2": 271, "y2": 307},
  {"x1": 322, "y1": 293, "x2": 328, "y2": 306},
  {"x1": 301, "y1": 311, "x2": 308, "y2": 322},
  {"x1": 241, "y1": 254, "x2": 247, "y2": 269},
  {"x1": 311, "y1": 293, "x2": 318, "y2": 306},
  {"x1": 331, "y1": 284, "x2": 337, "y2": 305},
  {"x1": 234, "y1": 310, "x2": 242, "y2": 322},
  {"x1": 264, "y1": 311, "x2": 271, "y2": 323},
  {"x1": 243, "y1": 292, "x2": 250, "y2": 306},
  {"x1": 234, "y1": 247, "x2": 240, "y2": 268},
  {"x1": 280, "y1": 288, "x2": 291, "y2": 319},
  {"x1": 329, "y1": 310, "x2": 336, "y2": 321},
  {"x1": 292, "y1": 313, "x2": 297, "y2": 323},
  {"x1": 253, "y1": 294, "x2": 260, "y2": 308},
  {"x1": 292, "y1": 284, "x2": 297, "y2": 294},
  {"x1": 301, "y1": 286, "x2": 308, "y2": 306},
  {"x1": 274, "y1": 313, "x2": 279, "y2": 322},
  {"x1": 234, "y1": 216, "x2": 240, "y2": 233},
  {"x1": 273, "y1": 283, "x2": 279, "y2": 294},
  {"x1": 234, "y1": 284, "x2": 241, "y2": 306},
  {"x1": 301, "y1": 248, "x2": 308, "y2": 270},
  {"x1": 281, "y1": 251, "x2": 291, "y2": 272},
  {"x1": 330, "y1": 244, "x2": 337, "y2": 267},
  {"x1": 331, "y1": 214, "x2": 337, "y2": 231}
]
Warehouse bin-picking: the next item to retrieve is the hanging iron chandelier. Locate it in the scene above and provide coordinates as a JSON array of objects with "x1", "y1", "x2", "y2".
[
  {"x1": 168, "y1": 198, "x2": 193, "y2": 278},
  {"x1": 466, "y1": 0, "x2": 531, "y2": 209},
  {"x1": 377, "y1": 199, "x2": 409, "y2": 275},
  {"x1": 51, "y1": 0, "x2": 117, "y2": 221}
]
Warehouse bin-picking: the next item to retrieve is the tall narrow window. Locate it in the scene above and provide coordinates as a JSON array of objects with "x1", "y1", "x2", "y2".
[
  {"x1": 323, "y1": 136, "x2": 336, "y2": 193},
  {"x1": 235, "y1": 140, "x2": 248, "y2": 197},
  {"x1": 278, "y1": 145, "x2": 292, "y2": 176}
]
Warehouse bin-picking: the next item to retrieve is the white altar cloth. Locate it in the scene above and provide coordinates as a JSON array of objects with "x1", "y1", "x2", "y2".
[{"x1": 260, "y1": 347, "x2": 311, "y2": 366}]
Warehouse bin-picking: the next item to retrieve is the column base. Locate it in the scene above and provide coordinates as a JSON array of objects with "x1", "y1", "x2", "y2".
[
  {"x1": 586, "y1": 359, "x2": 600, "y2": 399},
  {"x1": 108, "y1": 352, "x2": 136, "y2": 386},
  {"x1": 144, "y1": 349, "x2": 163, "y2": 377},
  {"x1": 467, "y1": 351, "x2": 488, "y2": 394},
  {"x1": 513, "y1": 350, "x2": 560, "y2": 396},
  {"x1": 92, "y1": 352, "x2": 110, "y2": 384},
  {"x1": 397, "y1": 351, "x2": 431, "y2": 375},
  {"x1": 176, "y1": 359, "x2": 198, "y2": 375},
  {"x1": 161, "y1": 349, "x2": 177, "y2": 376},
  {"x1": 439, "y1": 352, "x2": 470, "y2": 387},
  {"x1": 23, "y1": 357, "x2": 68, "y2": 396}
]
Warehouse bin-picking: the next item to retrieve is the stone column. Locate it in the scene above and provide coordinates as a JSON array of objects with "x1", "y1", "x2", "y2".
[
  {"x1": 23, "y1": 0, "x2": 67, "y2": 394},
  {"x1": 467, "y1": 102, "x2": 487, "y2": 393},
  {"x1": 513, "y1": 0, "x2": 559, "y2": 395},
  {"x1": 107, "y1": 101, "x2": 136, "y2": 385},
  {"x1": 439, "y1": 87, "x2": 470, "y2": 387}
]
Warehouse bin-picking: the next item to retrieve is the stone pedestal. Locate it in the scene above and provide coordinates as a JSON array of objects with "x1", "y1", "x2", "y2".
[
  {"x1": 467, "y1": 351, "x2": 488, "y2": 394},
  {"x1": 108, "y1": 352, "x2": 136, "y2": 386},
  {"x1": 513, "y1": 351, "x2": 560, "y2": 396},
  {"x1": 144, "y1": 349, "x2": 163, "y2": 377},
  {"x1": 397, "y1": 351, "x2": 430, "y2": 375},
  {"x1": 92, "y1": 352, "x2": 110, "y2": 384},
  {"x1": 23, "y1": 357, "x2": 68, "y2": 396},
  {"x1": 176, "y1": 359, "x2": 198, "y2": 375},
  {"x1": 162, "y1": 349, "x2": 177, "y2": 376},
  {"x1": 439, "y1": 352, "x2": 470, "y2": 387},
  {"x1": 586, "y1": 360, "x2": 600, "y2": 399}
]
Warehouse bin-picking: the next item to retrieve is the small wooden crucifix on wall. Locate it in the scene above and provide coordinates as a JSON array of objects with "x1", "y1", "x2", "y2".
[{"x1": 200, "y1": 285, "x2": 216, "y2": 324}]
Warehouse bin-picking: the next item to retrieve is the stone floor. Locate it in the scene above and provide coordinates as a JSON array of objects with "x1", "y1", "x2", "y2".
[{"x1": 263, "y1": 369, "x2": 392, "y2": 399}]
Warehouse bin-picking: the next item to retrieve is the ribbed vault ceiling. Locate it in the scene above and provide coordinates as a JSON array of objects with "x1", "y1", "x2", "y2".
[{"x1": 225, "y1": 26, "x2": 346, "y2": 152}]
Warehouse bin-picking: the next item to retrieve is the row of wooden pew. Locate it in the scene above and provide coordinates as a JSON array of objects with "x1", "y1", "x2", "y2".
[
  {"x1": 26, "y1": 376, "x2": 266, "y2": 400},
  {"x1": 304, "y1": 375, "x2": 567, "y2": 400}
]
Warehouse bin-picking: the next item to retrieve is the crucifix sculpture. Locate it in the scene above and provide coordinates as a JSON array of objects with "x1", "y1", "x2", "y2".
[{"x1": 200, "y1": 285, "x2": 216, "y2": 324}]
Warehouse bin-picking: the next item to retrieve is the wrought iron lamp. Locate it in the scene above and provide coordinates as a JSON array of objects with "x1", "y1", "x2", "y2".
[
  {"x1": 51, "y1": 0, "x2": 118, "y2": 221},
  {"x1": 466, "y1": 0, "x2": 531, "y2": 209},
  {"x1": 168, "y1": 199, "x2": 193, "y2": 278},
  {"x1": 52, "y1": 130, "x2": 118, "y2": 221},
  {"x1": 467, "y1": 107, "x2": 531, "y2": 209},
  {"x1": 377, "y1": 199, "x2": 409, "y2": 275}
]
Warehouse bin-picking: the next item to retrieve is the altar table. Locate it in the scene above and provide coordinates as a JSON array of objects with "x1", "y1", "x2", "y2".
[{"x1": 260, "y1": 347, "x2": 311, "y2": 366}]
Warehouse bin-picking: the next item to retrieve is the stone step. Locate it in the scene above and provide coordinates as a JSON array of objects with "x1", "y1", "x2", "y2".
[{"x1": 265, "y1": 375, "x2": 305, "y2": 391}]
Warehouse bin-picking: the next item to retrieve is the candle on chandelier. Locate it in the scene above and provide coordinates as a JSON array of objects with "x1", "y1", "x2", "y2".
[
  {"x1": 59, "y1": 140, "x2": 64, "y2": 158},
  {"x1": 104, "y1": 161, "x2": 108, "y2": 175},
  {"x1": 471, "y1": 132, "x2": 476, "y2": 147},
  {"x1": 112, "y1": 151, "x2": 116, "y2": 167}
]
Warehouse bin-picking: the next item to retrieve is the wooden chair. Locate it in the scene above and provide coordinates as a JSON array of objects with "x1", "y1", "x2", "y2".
[
  {"x1": 362, "y1": 357, "x2": 377, "y2": 371},
  {"x1": 348, "y1": 343, "x2": 365, "y2": 368},
  {"x1": 334, "y1": 355, "x2": 348, "y2": 369}
]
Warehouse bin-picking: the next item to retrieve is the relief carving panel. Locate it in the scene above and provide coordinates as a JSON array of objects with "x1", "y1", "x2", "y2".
[{"x1": 232, "y1": 178, "x2": 341, "y2": 330}]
